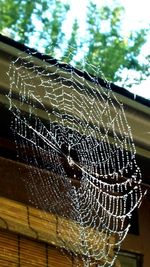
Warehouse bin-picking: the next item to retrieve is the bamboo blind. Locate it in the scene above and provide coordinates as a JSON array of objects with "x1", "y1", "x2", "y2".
[
  {"x1": 0, "y1": 230, "x2": 77, "y2": 267},
  {"x1": 0, "y1": 196, "x2": 115, "y2": 266}
]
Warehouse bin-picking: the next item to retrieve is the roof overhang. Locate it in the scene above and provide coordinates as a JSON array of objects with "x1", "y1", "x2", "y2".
[{"x1": 0, "y1": 34, "x2": 149, "y2": 186}]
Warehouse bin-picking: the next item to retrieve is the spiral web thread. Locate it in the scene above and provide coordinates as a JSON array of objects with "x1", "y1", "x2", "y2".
[{"x1": 7, "y1": 49, "x2": 144, "y2": 266}]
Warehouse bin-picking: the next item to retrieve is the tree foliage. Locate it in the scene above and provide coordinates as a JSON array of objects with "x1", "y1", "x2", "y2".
[
  {"x1": 0, "y1": 0, "x2": 149, "y2": 86},
  {"x1": 84, "y1": 3, "x2": 150, "y2": 84}
]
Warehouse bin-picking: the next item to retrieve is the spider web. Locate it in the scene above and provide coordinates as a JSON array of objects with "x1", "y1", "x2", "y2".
[{"x1": 7, "y1": 48, "x2": 144, "y2": 266}]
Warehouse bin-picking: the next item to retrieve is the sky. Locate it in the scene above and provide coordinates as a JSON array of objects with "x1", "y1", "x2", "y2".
[{"x1": 64, "y1": 0, "x2": 150, "y2": 99}]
